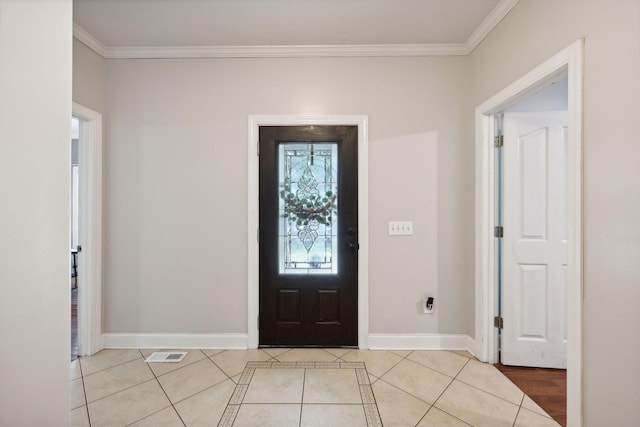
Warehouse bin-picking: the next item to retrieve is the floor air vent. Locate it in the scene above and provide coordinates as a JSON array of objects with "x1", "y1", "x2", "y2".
[{"x1": 144, "y1": 351, "x2": 187, "y2": 363}]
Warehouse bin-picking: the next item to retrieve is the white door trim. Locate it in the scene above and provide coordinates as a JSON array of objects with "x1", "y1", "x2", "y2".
[
  {"x1": 474, "y1": 40, "x2": 583, "y2": 425},
  {"x1": 248, "y1": 115, "x2": 369, "y2": 349},
  {"x1": 72, "y1": 102, "x2": 104, "y2": 356}
]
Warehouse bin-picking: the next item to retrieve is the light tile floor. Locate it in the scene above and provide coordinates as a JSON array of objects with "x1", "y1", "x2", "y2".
[
  {"x1": 70, "y1": 348, "x2": 560, "y2": 427},
  {"x1": 218, "y1": 361, "x2": 381, "y2": 427}
]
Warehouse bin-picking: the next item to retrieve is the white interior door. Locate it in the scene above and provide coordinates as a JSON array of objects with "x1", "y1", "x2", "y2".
[
  {"x1": 72, "y1": 103, "x2": 104, "y2": 356},
  {"x1": 502, "y1": 111, "x2": 568, "y2": 369}
]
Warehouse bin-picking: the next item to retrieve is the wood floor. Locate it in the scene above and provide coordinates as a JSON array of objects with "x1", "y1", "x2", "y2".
[{"x1": 496, "y1": 363, "x2": 566, "y2": 426}]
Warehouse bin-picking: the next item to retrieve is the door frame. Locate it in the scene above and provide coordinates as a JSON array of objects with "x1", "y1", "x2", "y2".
[
  {"x1": 72, "y1": 102, "x2": 104, "y2": 356},
  {"x1": 248, "y1": 115, "x2": 369, "y2": 349},
  {"x1": 474, "y1": 40, "x2": 583, "y2": 425}
]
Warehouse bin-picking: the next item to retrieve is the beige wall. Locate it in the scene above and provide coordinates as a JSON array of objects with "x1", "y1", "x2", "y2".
[
  {"x1": 96, "y1": 56, "x2": 473, "y2": 335},
  {"x1": 470, "y1": 0, "x2": 640, "y2": 424},
  {"x1": 0, "y1": 0, "x2": 72, "y2": 424},
  {"x1": 73, "y1": 39, "x2": 106, "y2": 114}
]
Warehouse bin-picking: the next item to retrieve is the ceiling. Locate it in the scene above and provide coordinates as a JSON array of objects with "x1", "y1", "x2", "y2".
[{"x1": 73, "y1": 0, "x2": 518, "y2": 58}]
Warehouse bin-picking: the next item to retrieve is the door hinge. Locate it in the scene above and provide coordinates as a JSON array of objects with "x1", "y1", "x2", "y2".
[
  {"x1": 257, "y1": 315, "x2": 260, "y2": 329},
  {"x1": 494, "y1": 226, "x2": 503, "y2": 238},
  {"x1": 257, "y1": 228, "x2": 260, "y2": 244},
  {"x1": 257, "y1": 140, "x2": 260, "y2": 156},
  {"x1": 494, "y1": 316, "x2": 504, "y2": 329},
  {"x1": 494, "y1": 135, "x2": 504, "y2": 148}
]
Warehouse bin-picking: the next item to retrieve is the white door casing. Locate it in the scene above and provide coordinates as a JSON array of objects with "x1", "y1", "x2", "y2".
[
  {"x1": 474, "y1": 40, "x2": 582, "y2": 426},
  {"x1": 502, "y1": 111, "x2": 568, "y2": 369},
  {"x1": 72, "y1": 102, "x2": 104, "y2": 356}
]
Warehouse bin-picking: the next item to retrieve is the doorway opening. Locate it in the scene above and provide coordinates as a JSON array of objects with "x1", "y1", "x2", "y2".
[
  {"x1": 71, "y1": 117, "x2": 80, "y2": 361},
  {"x1": 248, "y1": 115, "x2": 369, "y2": 349},
  {"x1": 71, "y1": 102, "x2": 104, "y2": 357},
  {"x1": 474, "y1": 41, "x2": 583, "y2": 425},
  {"x1": 493, "y1": 75, "x2": 569, "y2": 425}
]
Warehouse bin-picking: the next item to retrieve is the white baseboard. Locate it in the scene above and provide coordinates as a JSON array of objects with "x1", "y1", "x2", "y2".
[
  {"x1": 103, "y1": 333, "x2": 249, "y2": 349},
  {"x1": 368, "y1": 333, "x2": 475, "y2": 352},
  {"x1": 102, "y1": 332, "x2": 476, "y2": 354}
]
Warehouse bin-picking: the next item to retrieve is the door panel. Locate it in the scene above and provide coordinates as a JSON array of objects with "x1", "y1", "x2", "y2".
[
  {"x1": 502, "y1": 111, "x2": 567, "y2": 368},
  {"x1": 259, "y1": 126, "x2": 358, "y2": 346},
  {"x1": 277, "y1": 289, "x2": 301, "y2": 323}
]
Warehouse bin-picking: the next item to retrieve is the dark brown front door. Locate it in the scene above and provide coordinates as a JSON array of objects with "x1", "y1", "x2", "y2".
[{"x1": 259, "y1": 125, "x2": 358, "y2": 347}]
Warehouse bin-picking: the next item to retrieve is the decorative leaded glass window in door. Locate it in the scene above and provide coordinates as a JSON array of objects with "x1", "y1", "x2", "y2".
[{"x1": 278, "y1": 142, "x2": 338, "y2": 274}]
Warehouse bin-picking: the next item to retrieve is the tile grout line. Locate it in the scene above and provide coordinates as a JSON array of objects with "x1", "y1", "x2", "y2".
[
  {"x1": 426, "y1": 357, "x2": 484, "y2": 427},
  {"x1": 425, "y1": 359, "x2": 471, "y2": 424},
  {"x1": 448, "y1": 356, "x2": 530, "y2": 408},
  {"x1": 416, "y1": 357, "x2": 472, "y2": 426},
  {"x1": 219, "y1": 362, "x2": 257, "y2": 427},
  {"x1": 374, "y1": 377, "x2": 434, "y2": 407},
  {"x1": 375, "y1": 356, "x2": 460, "y2": 407},
  {"x1": 77, "y1": 358, "x2": 92, "y2": 427},
  {"x1": 149, "y1": 349, "x2": 268, "y2": 424},
  {"x1": 79, "y1": 352, "x2": 141, "y2": 377},
  {"x1": 405, "y1": 351, "x2": 473, "y2": 378},
  {"x1": 79, "y1": 352, "x2": 162, "y2": 411},
  {"x1": 298, "y1": 368, "x2": 307, "y2": 427},
  {"x1": 272, "y1": 348, "x2": 293, "y2": 362},
  {"x1": 204, "y1": 350, "x2": 238, "y2": 383},
  {"x1": 84, "y1": 377, "x2": 160, "y2": 408},
  {"x1": 139, "y1": 348, "x2": 188, "y2": 427},
  {"x1": 79, "y1": 350, "x2": 259, "y2": 424},
  {"x1": 512, "y1": 393, "x2": 526, "y2": 427},
  {"x1": 453, "y1": 374, "x2": 525, "y2": 409},
  {"x1": 341, "y1": 350, "x2": 402, "y2": 382}
]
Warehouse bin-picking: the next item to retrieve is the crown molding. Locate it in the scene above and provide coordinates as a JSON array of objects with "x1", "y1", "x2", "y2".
[
  {"x1": 73, "y1": 23, "x2": 107, "y2": 57},
  {"x1": 73, "y1": 0, "x2": 520, "y2": 59},
  {"x1": 101, "y1": 43, "x2": 467, "y2": 59},
  {"x1": 464, "y1": 0, "x2": 520, "y2": 54}
]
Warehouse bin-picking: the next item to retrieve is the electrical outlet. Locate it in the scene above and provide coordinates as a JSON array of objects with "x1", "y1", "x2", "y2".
[
  {"x1": 423, "y1": 297, "x2": 434, "y2": 314},
  {"x1": 388, "y1": 221, "x2": 414, "y2": 236}
]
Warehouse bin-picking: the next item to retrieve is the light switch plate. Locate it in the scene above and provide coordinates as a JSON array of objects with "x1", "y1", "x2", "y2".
[{"x1": 388, "y1": 221, "x2": 413, "y2": 235}]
